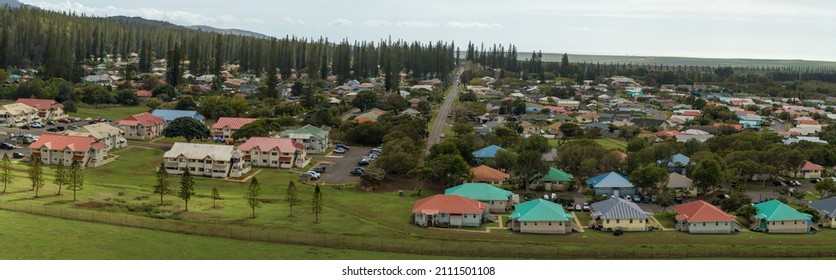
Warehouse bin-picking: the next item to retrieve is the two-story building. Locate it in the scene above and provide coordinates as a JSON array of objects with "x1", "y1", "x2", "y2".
[
  {"x1": 28, "y1": 134, "x2": 110, "y2": 168},
  {"x1": 212, "y1": 117, "x2": 257, "y2": 140},
  {"x1": 237, "y1": 137, "x2": 310, "y2": 169},
  {"x1": 65, "y1": 123, "x2": 127, "y2": 152},
  {"x1": 280, "y1": 125, "x2": 330, "y2": 154},
  {"x1": 0, "y1": 103, "x2": 39, "y2": 126},
  {"x1": 162, "y1": 143, "x2": 251, "y2": 178},
  {"x1": 15, "y1": 98, "x2": 66, "y2": 120},
  {"x1": 116, "y1": 112, "x2": 165, "y2": 140}
]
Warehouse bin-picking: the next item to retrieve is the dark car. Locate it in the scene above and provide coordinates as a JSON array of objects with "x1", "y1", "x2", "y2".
[
  {"x1": 674, "y1": 197, "x2": 684, "y2": 204},
  {"x1": 56, "y1": 126, "x2": 66, "y2": 131},
  {"x1": 811, "y1": 178, "x2": 821, "y2": 184},
  {"x1": 46, "y1": 127, "x2": 58, "y2": 132},
  {"x1": 350, "y1": 167, "x2": 364, "y2": 176},
  {"x1": 0, "y1": 143, "x2": 15, "y2": 150},
  {"x1": 20, "y1": 125, "x2": 30, "y2": 130},
  {"x1": 335, "y1": 144, "x2": 350, "y2": 150},
  {"x1": 312, "y1": 165, "x2": 326, "y2": 173},
  {"x1": 641, "y1": 195, "x2": 652, "y2": 203},
  {"x1": 772, "y1": 180, "x2": 785, "y2": 187},
  {"x1": 46, "y1": 120, "x2": 56, "y2": 125},
  {"x1": 11, "y1": 152, "x2": 25, "y2": 159}
]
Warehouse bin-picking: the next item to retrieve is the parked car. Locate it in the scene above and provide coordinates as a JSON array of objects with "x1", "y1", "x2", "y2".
[
  {"x1": 333, "y1": 148, "x2": 347, "y2": 154},
  {"x1": 772, "y1": 180, "x2": 786, "y2": 187},
  {"x1": 674, "y1": 197, "x2": 684, "y2": 204},
  {"x1": 358, "y1": 159, "x2": 370, "y2": 166},
  {"x1": 56, "y1": 126, "x2": 66, "y2": 131},
  {"x1": 20, "y1": 125, "x2": 30, "y2": 130},
  {"x1": 372, "y1": 147, "x2": 383, "y2": 153},
  {"x1": 58, "y1": 118, "x2": 70, "y2": 124},
  {"x1": 30, "y1": 122, "x2": 44, "y2": 128},
  {"x1": 582, "y1": 202, "x2": 590, "y2": 211},
  {"x1": 11, "y1": 152, "x2": 25, "y2": 159},
  {"x1": 574, "y1": 204, "x2": 582, "y2": 211},
  {"x1": 46, "y1": 120, "x2": 56, "y2": 125},
  {"x1": 305, "y1": 171, "x2": 321, "y2": 180},
  {"x1": 0, "y1": 143, "x2": 15, "y2": 150},
  {"x1": 350, "y1": 167, "x2": 365, "y2": 176},
  {"x1": 642, "y1": 196, "x2": 653, "y2": 203},
  {"x1": 624, "y1": 195, "x2": 632, "y2": 202},
  {"x1": 811, "y1": 178, "x2": 821, "y2": 184},
  {"x1": 312, "y1": 165, "x2": 326, "y2": 173},
  {"x1": 565, "y1": 204, "x2": 574, "y2": 212},
  {"x1": 335, "y1": 144, "x2": 350, "y2": 151},
  {"x1": 792, "y1": 180, "x2": 801, "y2": 186},
  {"x1": 631, "y1": 195, "x2": 641, "y2": 203},
  {"x1": 46, "y1": 127, "x2": 58, "y2": 132}
]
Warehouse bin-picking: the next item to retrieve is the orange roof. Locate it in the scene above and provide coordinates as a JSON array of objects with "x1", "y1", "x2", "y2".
[
  {"x1": 798, "y1": 119, "x2": 820, "y2": 125},
  {"x1": 737, "y1": 110, "x2": 757, "y2": 115},
  {"x1": 238, "y1": 137, "x2": 304, "y2": 153},
  {"x1": 16, "y1": 98, "x2": 62, "y2": 110},
  {"x1": 135, "y1": 90, "x2": 152, "y2": 97},
  {"x1": 655, "y1": 130, "x2": 683, "y2": 138},
  {"x1": 471, "y1": 165, "x2": 510, "y2": 182},
  {"x1": 713, "y1": 123, "x2": 743, "y2": 131},
  {"x1": 212, "y1": 117, "x2": 257, "y2": 130},
  {"x1": 29, "y1": 134, "x2": 106, "y2": 152},
  {"x1": 353, "y1": 116, "x2": 377, "y2": 123},
  {"x1": 802, "y1": 161, "x2": 823, "y2": 171},
  {"x1": 674, "y1": 200, "x2": 736, "y2": 223},
  {"x1": 117, "y1": 112, "x2": 163, "y2": 127},
  {"x1": 544, "y1": 106, "x2": 567, "y2": 113},
  {"x1": 682, "y1": 111, "x2": 702, "y2": 117},
  {"x1": 412, "y1": 194, "x2": 488, "y2": 215}
]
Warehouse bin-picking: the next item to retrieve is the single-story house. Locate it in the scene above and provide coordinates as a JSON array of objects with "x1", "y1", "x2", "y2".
[
  {"x1": 445, "y1": 183, "x2": 514, "y2": 213},
  {"x1": 658, "y1": 153, "x2": 691, "y2": 174},
  {"x1": 667, "y1": 172, "x2": 696, "y2": 197},
  {"x1": 809, "y1": 197, "x2": 836, "y2": 229},
  {"x1": 674, "y1": 200, "x2": 738, "y2": 234},
  {"x1": 796, "y1": 161, "x2": 823, "y2": 179},
  {"x1": 751, "y1": 200, "x2": 812, "y2": 233},
  {"x1": 509, "y1": 199, "x2": 575, "y2": 234},
  {"x1": 473, "y1": 145, "x2": 505, "y2": 164},
  {"x1": 538, "y1": 167, "x2": 573, "y2": 191},
  {"x1": 470, "y1": 165, "x2": 510, "y2": 185},
  {"x1": 586, "y1": 172, "x2": 636, "y2": 197},
  {"x1": 412, "y1": 194, "x2": 489, "y2": 227},
  {"x1": 590, "y1": 197, "x2": 652, "y2": 232}
]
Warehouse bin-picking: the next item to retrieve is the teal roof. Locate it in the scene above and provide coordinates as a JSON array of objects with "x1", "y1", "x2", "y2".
[
  {"x1": 281, "y1": 124, "x2": 328, "y2": 139},
  {"x1": 542, "y1": 167, "x2": 573, "y2": 182},
  {"x1": 445, "y1": 183, "x2": 513, "y2": 201},
  {"x1": 473, "y1": 145, "x2": 504, "y2": 159},
  {"x1": 754, "y1": 200, "x2": 812, "y2": 221},
  {"x1": 510, "y1": 199, "x2": 574, "y2": 222}
]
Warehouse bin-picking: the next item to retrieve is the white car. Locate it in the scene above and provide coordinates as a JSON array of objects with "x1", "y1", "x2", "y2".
[{"x1": 306, "y1": 171, "x2": 321, "y2": 180}]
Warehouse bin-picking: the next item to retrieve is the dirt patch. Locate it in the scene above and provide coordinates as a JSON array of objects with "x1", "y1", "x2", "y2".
[{"x1": 77, "y1": 201, "x2": 107, "y2": 209}]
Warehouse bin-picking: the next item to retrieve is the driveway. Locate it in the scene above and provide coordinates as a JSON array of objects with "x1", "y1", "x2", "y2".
[{"x1": 312, "y1": 147, "x2": 372, "y2": 184}]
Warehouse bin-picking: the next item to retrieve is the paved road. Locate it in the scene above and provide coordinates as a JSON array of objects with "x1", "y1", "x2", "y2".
[
  {"x1": 313, "y1": 147, "x2": 372, "y2": 184},
  {"x1": 426, "y1": 67, "x2": 464, "y2": 152}
]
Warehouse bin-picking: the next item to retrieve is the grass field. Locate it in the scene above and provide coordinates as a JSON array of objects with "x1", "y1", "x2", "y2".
[
  {"x1": 73, "y1": 105, "x2": 149, "y2": 121},
  {"x1": 549, "y1": 138, "x2": 627, "y2": 151},
  {"x1": 2, "y1": 146, "x2": 836, "y2": 259}
]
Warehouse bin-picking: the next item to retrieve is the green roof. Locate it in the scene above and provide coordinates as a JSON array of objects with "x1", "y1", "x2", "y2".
[
  {"x1": 754, "y1": 200, "x2": 812, "y2": 221},
  {"x1": 281, "y1": 124, "x2": 328, "y2": 139},
  {"x1": 444, "y1": 183, "x2": 513, "y2": 201},
  {"x1": 509, "y1": 199, "x2": 574, "y2": 222},
  {"x1": 542, "y1": 167, "x2": 573, "y2": 182}
]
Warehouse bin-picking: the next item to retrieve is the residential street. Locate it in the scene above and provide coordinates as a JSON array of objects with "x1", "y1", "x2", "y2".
[{"x1": 426, "y1": 67, "x2": 463, "y2": 152}]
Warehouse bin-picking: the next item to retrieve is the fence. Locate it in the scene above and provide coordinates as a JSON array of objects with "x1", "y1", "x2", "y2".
[{"x1": 0, "y1": 200, "x2": 833, "y2": 259}]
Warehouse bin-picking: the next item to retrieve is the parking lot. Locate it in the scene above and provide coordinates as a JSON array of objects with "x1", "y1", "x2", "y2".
[{"x1": 311, "y1": 146, "x2": 373, "y2": 184}]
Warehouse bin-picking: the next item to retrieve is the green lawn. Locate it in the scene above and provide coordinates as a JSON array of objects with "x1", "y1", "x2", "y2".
[
  {"x1": 653, "y1": 211, "x2": 678, "y2": 229},
  {"x1": 73, "y1": 105, "x2": 149, "y2": 121},
  {"x1": 549, "y1": 138, "x2": 627, "y2": 151}
]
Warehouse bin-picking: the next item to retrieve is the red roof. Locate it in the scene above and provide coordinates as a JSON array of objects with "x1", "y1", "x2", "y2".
[
  {"x1": 16, "y1": 98, "x2": 62, "y2": 110},
  {"x1": 802, "y1": 161, "x2": 823, "y2": 171},
  {"x1": 238, "y1": 137, "x2": 304, "y2": 153},
  {"x1": 673, "y1": 200, "x2": 735, "y2": 223},
  {"x1": 544, "y1": 106, "x2": 567, "y2": 113},
  {"x1": 212, "y1": 117, "x2": 257, "y2": 130},
  {"x1": 682, "y1": 111, "x2": 702, "y2": 117},
  {"x1": 135, "y1": 90, "x2": 152, "y2": 97},
  {"x1": 117, "y1": 112, "x2": 164, "y2": 127},
  {"x1": 798, "y1": 119, "x2": 820, "y2": 125},
  {"x1": 713, "y1": 123, "x2": 743, "y2": 131},
  {"x1": 353, "y1": 116, "x2": 377, "y2": 123},
  {"x1": 412, "y1": 194, "x2": 488, "y2": 215},
  {"x1": 29, "y1": 134, "x2": 106, "y2": 152}
]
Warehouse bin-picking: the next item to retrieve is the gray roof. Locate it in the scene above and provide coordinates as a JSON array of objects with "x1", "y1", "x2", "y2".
[
  {"x1": 809, "y1": 197, "x2": 836, "y2": 217},
  {"x1": 591, "y1": 197, "x2": 651, "y2": 219}
]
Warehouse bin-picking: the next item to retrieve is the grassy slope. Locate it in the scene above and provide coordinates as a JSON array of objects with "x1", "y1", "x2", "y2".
[
  {"x1": 73, "y1": 106, "x2": 149, "y2": 121},
  {"x1": 0, "y1": 210, "x2": 454, "y2": 260}
]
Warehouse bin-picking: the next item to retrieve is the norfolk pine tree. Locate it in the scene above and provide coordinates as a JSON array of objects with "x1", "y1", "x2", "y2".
[
  {"x1": 67, "y1": 159, "x2": 84, "y2": 201},
  {"x1": 286, "y1": 180, "x2": 299, "y2": 217},
  {"x1": 211, "y1": 186, "x2": 220, "y2": 208},
  {"x1": 0, "y1": 153, "x2": 13, "y2": 194},
  {"x1": 246, "y1": 177, "x2": 262, "y2": 218},
  {"x1": 178, "y1": 169, "x2": 195, "y2": 211},
  {"x1": 29, "y1": 155, "x2": 44, "y2": 198},
  {"x1": 154, "y1": 162, "x2": 170, "y2": 205},
  {"x1": 312, "y1": 184, "x2": 323, "y2": 223},
  {"x1": 53, "y1": 160, "x2": 68, "y2": 195}
]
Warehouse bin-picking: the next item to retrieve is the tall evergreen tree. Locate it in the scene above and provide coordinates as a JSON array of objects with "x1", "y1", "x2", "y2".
[
  {"x1": 312, "y1": 184, "x2": 323, "y2": 223},
  {"x1": 154, "y1": 161, "x2": 170, "y2": 205},
  {"x1": 53, "y1": 160, "x2": 68, "y2": 196},
  {"x1": 211, "y1": 186, "x2": 220, "y2": 208},
  {"x1": 177, "y1": 169, "x2": 195, "y2": 211},
  {"x1": 286, "y1": 180, "x2": 299, "y2": 217},
  {"x1": 212, "y1": 34, "x2": 223, "y2": 74},
  {"x1": 0, "y1": 153, "x2": 12, "y2": 194},
  {"x1": 29, "y1": 155, "x2": 44, "y2": 198},
  {"x1": 246, "y1": 177, "x2": 262, "y2": 218},
  {"x1": 67, "y1": 159, "x2": 84, "y2": 201}
]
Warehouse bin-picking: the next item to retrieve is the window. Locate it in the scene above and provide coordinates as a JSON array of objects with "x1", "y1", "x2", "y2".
[
  {"x1": 524, "y1": 222, "x2": 527, "y2": 226},
  {"x1": 271, "y1": 152, "x2": 277, "y2": 156},
  {"x1": 781, "y1": 221, "x2": 784, "y2": 225},
  {"x1": 534, "y1": 222, "x2": 538, "y2": 226},
  {"x1": 616, "y1": 219, "x2": 620, "y2": 223},
  {"x1": 629, "y1": 219, "x2": 633, "y2": 224},
  {"x1": 548, "y1": 222, "x2": 552, "y2": 226},
  {"x1": 716, "y1": 222, "x2": 719, "y2": 226}
]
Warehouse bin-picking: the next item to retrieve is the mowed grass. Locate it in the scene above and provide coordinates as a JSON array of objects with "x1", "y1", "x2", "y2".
[
  {"x1": 73, "y1": 105, "x2": 149, "y2": 121},
  {"x1": 549, "y1": 138, "x2": 627, "y2": 151},
  {"x1": 0, "y1": 210, "x2": 458, "y2": 260}
]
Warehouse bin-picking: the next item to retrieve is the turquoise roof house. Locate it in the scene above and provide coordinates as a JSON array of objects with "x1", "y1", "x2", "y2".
[
  {"x1": 752, "y1": 200, "x2": 811, "y2": 233},
  {"x1": 445, "y1": 183, "x2": 513, "y2": 213},
  {"x1": 509, "y1": 199, "x2": 574, "y2": 234}
]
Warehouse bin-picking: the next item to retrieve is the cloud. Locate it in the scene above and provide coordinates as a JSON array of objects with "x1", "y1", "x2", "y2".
[
  {"x1": 446, "y1": 21, "x2": 503, "y2": 29},
  {"x1": 329, "y1": 18, "x2": 353, "y2": 26},
  {"x1": 360, "y1": 20, "x2": 439, "y2": 28}
]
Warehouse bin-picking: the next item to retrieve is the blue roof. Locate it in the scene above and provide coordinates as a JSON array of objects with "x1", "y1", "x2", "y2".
[
  {"x1": 152, "y1": 109, "x2": 205, "y2": 122},
  {"x1": 586, "y1": 172, "x2": 633, "y2": 188},
  {"x1": 658, "y1": 153, "x2": 690, "y2": 167},
  {"x1": 472, "y1": 145, "x2": 504, "y2": 159}
]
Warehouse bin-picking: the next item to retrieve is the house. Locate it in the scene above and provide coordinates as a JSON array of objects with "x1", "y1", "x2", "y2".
[
  {"x1": 519, "y1": 121, "x2": 538, "y2": 135},
  {"x1": 412, "y1": 194, "x2": 489, "y2": 227},
  {"x1": 576, "y1": 113, "x2": 598, "y2": 124},
  {"x1": 547, "y1": 122, "x2": 563, "y2": 136},
  {"x1": 65, "y1": 123, "x2": 126, "y2": 151},
  {"x1": 152, "y1": 109, "x2": 206, "y2": 125},
  {"x1": 586, "y1": 172, "x2": 636, "y2": 197},
  {"x1": 237, "y1": 137, "x2": 310, "y2": 169},
  {"x1": 538, "y1": 167, "x2": 573, "y2": 191},
  {"x1": 809, "y1": 197, "x2": 836, "y2": 229},
  {"x1": 783, "y1": 136, "x2": 828, "y2": 145},
  {"x1": 0, "y1": 103, "x2": 39, "y2": 126},
  {"x1": 631, "y1": 118, "x2": 667, "y2": 130},
  {"x1": 674, "y1": 200, "x2": 738, "y2": 234},
  {"x1": 674, "y1": 134, "x2": 714, "y2": 143},
  {"x1": 472, "y1": 145, "x2": 505, "y2": 164},
  {"x1": 795, "y1": 161, "x2": 823, "y2": 179},
  {"x1": 751, "y1": 200, "x2": 811, "y2": 233},
  {"x1": 212, "y1": 117, "x2": 257, "y2": 140},
  {"x1": 658, "y1": 153, "x2": 691, "y2": 174},
  {"x1": 116, "y1": 112, "x2": 165, "y2": 140},
  {"x1": 445, "y1": 183, "x2": 514, "y2": 213},
  {"x1": 667, "y1": 173, "x2": 696, "y2": 197},
  {"x1": 29, "y1": 134, "x2": 110, "y2": 168},
  {"x1": 280, "y1": 125, "x2": 331, "y2": 154},
  {"x1": 590, "y1": 197, "x2": 652, "y2": 232},
  {"x1": 509, "y1": 199, "x2": 575, "y2": 234},
  {"x1": 15, "y1": 98, "x2": 66, "y2": 120},
  {"x1": 135, "y1": 90, "x2": 152, "y2": 102},
  {"x1": 470, "y1": 165, "x2": 510, "y2": 185},
  {"x1": 162, "y1": 143, "x2": 251, "y2": 178}
]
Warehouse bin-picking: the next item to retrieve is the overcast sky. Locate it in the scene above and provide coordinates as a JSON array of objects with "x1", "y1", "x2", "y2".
[{"x1": 20, "y1": 0, "x2": 836, "y2": 61}]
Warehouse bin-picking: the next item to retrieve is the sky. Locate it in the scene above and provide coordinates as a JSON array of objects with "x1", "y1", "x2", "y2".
[{"x1": 19, "y1": 0, "x2": 836, "y2": 62}]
